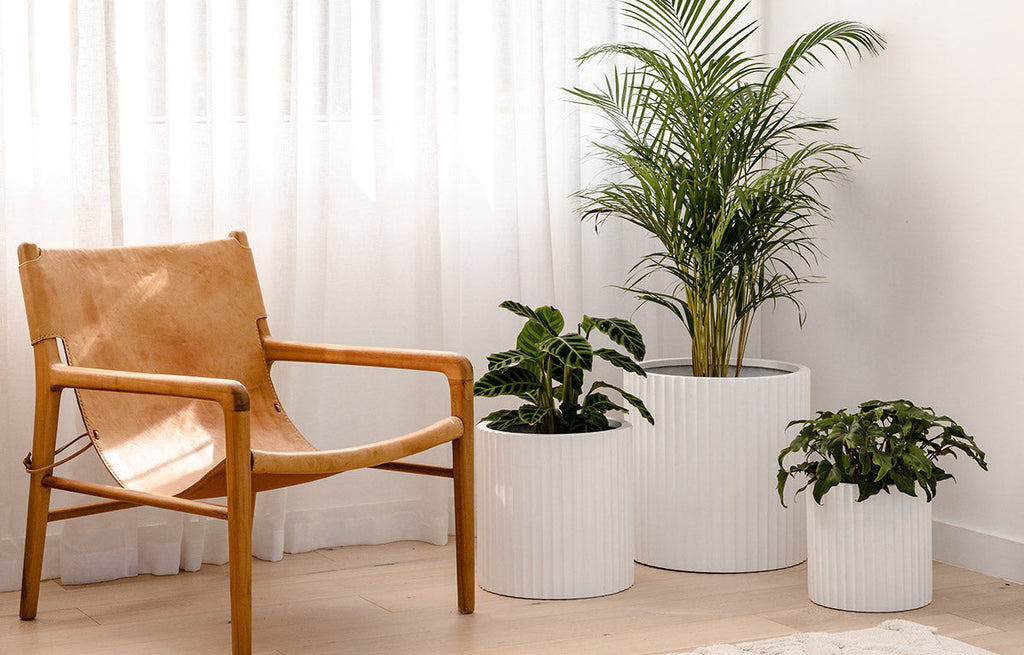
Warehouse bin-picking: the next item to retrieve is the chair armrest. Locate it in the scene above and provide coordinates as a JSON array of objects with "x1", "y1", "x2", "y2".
[
  {"x1": 47, "y1": 364, "x2": 250, "y2": 413},
  {"x1": 262, "y1": 338, "x2": 473, "y2": 383}
]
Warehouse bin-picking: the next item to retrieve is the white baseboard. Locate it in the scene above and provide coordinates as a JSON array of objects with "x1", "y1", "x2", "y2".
[{"x1": 933, "y1": 520, "x2": 1024, "y2": 584}]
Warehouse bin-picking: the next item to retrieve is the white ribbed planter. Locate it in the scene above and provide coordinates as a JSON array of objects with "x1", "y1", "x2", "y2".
[
  {"x1": 807, "y1": 484, "x2": 932, "y2": 612},
  {"x1": 626, "y1": 358, "x2": 809, "y2": 572},
  {"x1": 475, "y1": 421, "x2": 634, "y2": 599}
]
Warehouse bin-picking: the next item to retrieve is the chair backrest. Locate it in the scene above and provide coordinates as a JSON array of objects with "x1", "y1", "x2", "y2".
[{"x1": 18, "y1": 233, "x2": 303, "y2": 496}]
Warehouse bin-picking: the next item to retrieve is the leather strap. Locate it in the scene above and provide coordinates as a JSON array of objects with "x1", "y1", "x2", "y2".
[{"x1": 23, "y1": 432, "x2": 94, "y2": 474}]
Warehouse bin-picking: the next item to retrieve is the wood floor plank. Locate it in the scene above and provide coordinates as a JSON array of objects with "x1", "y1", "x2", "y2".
[{"x1": 1, "y1": 540, "x2": 1021, "y2": 654}]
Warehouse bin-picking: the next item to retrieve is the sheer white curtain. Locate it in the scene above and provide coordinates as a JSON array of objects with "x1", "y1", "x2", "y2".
[{"x1": 0, "y1": 0, "x2": 649, "y2": 591}]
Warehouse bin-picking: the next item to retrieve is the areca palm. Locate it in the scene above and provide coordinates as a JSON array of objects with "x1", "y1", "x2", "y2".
[{"x1": 569, "y1": 0, "x2": 884, "y2": 377}]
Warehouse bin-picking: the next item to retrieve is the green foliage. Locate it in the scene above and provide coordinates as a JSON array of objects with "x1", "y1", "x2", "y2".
[
  {"x1": 777, "y1": 400, "x2": 987, "y2": 506},
  {"x1": 568, "y1": 0, "x2": 885, "y2": 377},
  {"x1": 474, "y1": 301, "x2": 655, "y2": 434}
]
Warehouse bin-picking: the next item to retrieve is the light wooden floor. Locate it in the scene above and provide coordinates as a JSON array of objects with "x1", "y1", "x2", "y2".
[{"x1": 2, "y1": 540, "x2": 1023, "y2": 654}]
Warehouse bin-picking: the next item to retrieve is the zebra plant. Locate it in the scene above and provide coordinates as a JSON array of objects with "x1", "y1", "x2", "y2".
[
  {"x1": 569, "y1": 0, "x2": 885, "y2": 376},
  {"x1": 474, "y1": 301, "x2": 654, "y2": 434}
]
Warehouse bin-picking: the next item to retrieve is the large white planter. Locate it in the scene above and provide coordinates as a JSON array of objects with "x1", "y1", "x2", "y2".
[
  {"x1": 475, "y1": 421, "x2": 634, "y2": 599},
  {"x1": 626, "y1": 358, "x2": 809, "y2": 572},
  {"x1": 807, "y1": 484, "x2": 932, "y2": 611}
]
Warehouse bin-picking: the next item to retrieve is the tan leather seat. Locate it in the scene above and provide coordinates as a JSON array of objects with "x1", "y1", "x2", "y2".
[{"x1": 16, "y1": 232, "x2": 474, "y2": 655}]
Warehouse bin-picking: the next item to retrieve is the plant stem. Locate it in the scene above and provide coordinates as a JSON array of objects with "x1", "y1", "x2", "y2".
[{"x1": 541, "y1": 356, "x2": 555, "y2": 433}]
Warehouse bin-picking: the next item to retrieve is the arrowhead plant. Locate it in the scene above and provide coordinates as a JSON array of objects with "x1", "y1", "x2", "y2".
[
  {"x1": 777, "y1": 400, "x2": 987, "y2": 506},
  {"x1": 474, "y1": 301, "x2": 655, "y2": 434}
]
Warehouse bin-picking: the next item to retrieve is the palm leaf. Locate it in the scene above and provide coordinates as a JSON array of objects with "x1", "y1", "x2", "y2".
[{"x1": 570, "y1": 0, "x2": 883, "y2": 376}]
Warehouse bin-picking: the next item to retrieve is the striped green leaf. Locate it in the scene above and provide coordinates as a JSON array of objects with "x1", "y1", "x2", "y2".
[
  {"x1": 482, "y1": 409, "x2": 523, "y2": 431},
  {"x1": 473, "y1": 367, "x2": 539, "y2": 401},
  {"x1": 594, "y1": 347, "x2": 647, "y2": 377},
  {"x1": 500, "y1": 301, "x2": 562, "y2": 336},
  {"x1": 486, "y1": 349, "x2": 531, "y2": 371},
  {"x1": 587, "y1": 316, "x2": 647, "y2": 361},
  {"x1": 538, "y1": 334, "x2": 593, "y2": 370},
  {"x1": 590, "y1": 381, "x2": 654, "y2": 425},
  {"x1": 518, "y1": 404, "x2": 550, "y2": 426}
]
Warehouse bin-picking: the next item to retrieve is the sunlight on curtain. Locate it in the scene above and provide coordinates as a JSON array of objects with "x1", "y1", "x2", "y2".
[{"x1": 0, "y1": 0, "x2": 638, "y2": 591}]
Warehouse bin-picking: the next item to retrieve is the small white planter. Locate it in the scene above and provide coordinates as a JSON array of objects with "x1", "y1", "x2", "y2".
[
  {"x1": 807, "y1": 483, "x2": 932, "y2": 612},
  {"x1": 475, "y1": 421, "x2": 634, "y2": 599},
  {"x1": 626, "y1": 358, "x2": 809, "y2": 572}
]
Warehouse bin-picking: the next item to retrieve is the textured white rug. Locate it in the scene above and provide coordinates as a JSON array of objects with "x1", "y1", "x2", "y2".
[{"x1": 671, "y1": 620, "x2": 996, "y2": 654}]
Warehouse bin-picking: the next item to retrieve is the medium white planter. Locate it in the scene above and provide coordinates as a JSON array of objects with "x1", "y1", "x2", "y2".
[
  {"x1": 626, "y1": 358, "x2": 809, "y2": 572},
  {"x1": 475, "y1": 421, "x2": 634, "y2": 599},
  {"x1": 807, "y1": 484, "x2": 932, "y2": 611}
]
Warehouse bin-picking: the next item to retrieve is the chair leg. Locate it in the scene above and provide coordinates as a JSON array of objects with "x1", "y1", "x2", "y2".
[
  {"x1": 227, "y1": 504, "x2": 252, "y2": 655},
  {"x1": 225, "y1": 411, "x2": 253, "y2": 655},
  {"x1": 20, "y1": 475, "x2": 52, "y2": 620},
  {"x1": 21, "y1": 377, "x2": 62, "y2": 621},
  {"x1": 452, "y1": 433, "x2": 475, "y2": 614}
]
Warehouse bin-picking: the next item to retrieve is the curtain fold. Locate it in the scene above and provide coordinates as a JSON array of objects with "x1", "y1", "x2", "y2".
[{"x1": 0, "y1": 0, "x2": 649, "y2": 592}]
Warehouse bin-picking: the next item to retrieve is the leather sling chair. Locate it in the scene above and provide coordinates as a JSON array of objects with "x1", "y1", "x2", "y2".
[{"x1": 16, "y1": 232, "x2": 474, "y2": 654}]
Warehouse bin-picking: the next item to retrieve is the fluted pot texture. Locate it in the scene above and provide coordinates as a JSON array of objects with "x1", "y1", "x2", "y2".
[
  {"x1": 475, "y1": 421, "x2": 634, "y2": 599},
  {"x1": 626, "y1": 358, "x2": 810, "y2": 572},
  {"x1": 807, "y1": 483, "x2": 932, "y2": 611}
]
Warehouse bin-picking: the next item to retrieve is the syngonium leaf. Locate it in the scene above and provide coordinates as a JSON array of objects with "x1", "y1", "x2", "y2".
[{"x1": 777, "y1": 399, "x2": 987, "y2": 507}]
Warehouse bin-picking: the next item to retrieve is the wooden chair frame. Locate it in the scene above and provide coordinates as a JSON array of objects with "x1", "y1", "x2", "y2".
[{"x1": 17, "y1": 235, "x2": 474, "y2": 655}]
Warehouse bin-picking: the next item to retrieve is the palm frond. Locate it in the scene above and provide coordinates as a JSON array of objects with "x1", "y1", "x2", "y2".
[{"x1": 570, "y1": 0, "x2": 882, "y2": 375}]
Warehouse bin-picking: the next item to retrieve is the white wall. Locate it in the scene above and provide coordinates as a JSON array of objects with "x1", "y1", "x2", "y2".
[{"x1": 759, "y1": 1, "x2": 1024, "y2": 582}]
